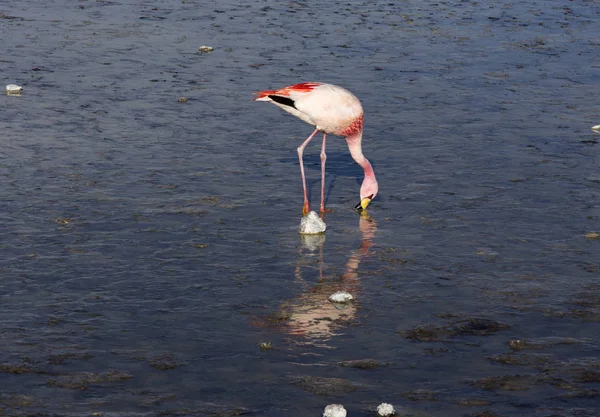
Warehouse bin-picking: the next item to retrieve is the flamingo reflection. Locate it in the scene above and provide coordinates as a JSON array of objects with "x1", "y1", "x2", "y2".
[{"x1": 281, "y1": 214, "x2": 378, "y2": 341}]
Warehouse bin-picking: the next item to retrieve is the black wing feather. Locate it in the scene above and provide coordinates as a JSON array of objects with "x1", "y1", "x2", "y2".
[{"x1": 269, "y1": 95, "x2": 296, "y2": 109}]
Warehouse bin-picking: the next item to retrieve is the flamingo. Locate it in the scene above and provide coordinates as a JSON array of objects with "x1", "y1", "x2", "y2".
[{"x1": 254, "y1": 82, "x2": 378, "y2": 215}]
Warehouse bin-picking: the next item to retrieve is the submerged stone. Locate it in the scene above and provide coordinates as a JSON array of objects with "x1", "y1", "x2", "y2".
[
  {"x1": 469, "y1": 374, "x2": 533, "y2": 391},
  {"x1": 507, "y1": 337, "x2": 582, "y2": 350},
  {"x1": 291, "y1": 375, "x2": 358, "y2": 395},
  {"x1": 400, "y1": 317, "x2": 510, "y2": 342},
  {"x1": 339, "y1": 359, "x2": 384, "y2": 369}
]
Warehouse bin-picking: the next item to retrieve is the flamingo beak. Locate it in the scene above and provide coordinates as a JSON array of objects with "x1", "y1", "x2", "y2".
[{"x1": 354, "y1": 195, "x2": 373, "y2": 212}]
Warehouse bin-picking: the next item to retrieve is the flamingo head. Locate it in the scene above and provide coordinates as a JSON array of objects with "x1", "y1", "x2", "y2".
[{"x1": 355, "y1": 176, "x2": 378, "y2": 212}]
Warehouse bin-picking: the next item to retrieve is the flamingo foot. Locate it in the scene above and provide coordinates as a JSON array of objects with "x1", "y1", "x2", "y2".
[
  {"x1": 320, "y1": 207, "x2": 333, "y2": 215},
  {"x1": 302, "y1": 201, "x2": 311, "y2": 216}
]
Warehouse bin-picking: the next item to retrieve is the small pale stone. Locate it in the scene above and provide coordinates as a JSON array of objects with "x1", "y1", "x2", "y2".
[
  {"x1": 377, "y1": 403, "x2": 395, "y2": 417},
  {"x1": 299, "y1": 211, "x2": 326, "y2": 235},
  {"x1": 259, "y1": 342, "x2": 272, "y2": 350},
  {"x1": 199, "y1": 45, "x2": 214, "y2": 53},
  {"x1": 178, "y1": 96, "x2": 188, "y2": 102},
  {"x1": 6, "y1": 84, "x2": 23, "y2": 94},
  {"x1": 592, "y1": 125, "x2": 600, "y2": 134},
  {"x1": 328, "y1": 291, "x2": 353, "y2": 303},
  {"x1": 323, "y1": 404, "x2": 346, "y2": 417},
  {"x1": 585, "y1": 231, "x2": 599, "y2": 240}
]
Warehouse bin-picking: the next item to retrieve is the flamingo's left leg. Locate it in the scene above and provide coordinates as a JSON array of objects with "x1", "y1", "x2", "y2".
[
  {"x1": 320, "y1": 132, "x2": 328, "y2": 213},
  {"x1": 297, "y1": 128, "x2": 320, "y2": 215}
]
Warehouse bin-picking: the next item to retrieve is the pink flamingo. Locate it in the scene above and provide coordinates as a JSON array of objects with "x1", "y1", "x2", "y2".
[{"x1": 254, "y1": 82, "x2": 378, "y2": 215}]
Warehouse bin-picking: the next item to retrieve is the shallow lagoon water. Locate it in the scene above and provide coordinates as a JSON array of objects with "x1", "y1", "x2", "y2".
[{"x1": 2, "y1": 0, "x2": 600, "y2": 416}]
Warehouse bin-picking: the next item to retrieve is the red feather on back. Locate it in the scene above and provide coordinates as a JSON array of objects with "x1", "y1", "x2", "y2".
[{"x1": 253, "y1": 82, "x2": 322, "y2": 99}]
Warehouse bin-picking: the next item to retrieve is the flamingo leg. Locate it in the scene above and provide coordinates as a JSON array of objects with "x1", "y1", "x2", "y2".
[
  {"x1": 320, "y1": 133, "x2": 327, "y2": 213},
  {"x1": 297, "y1": 128, "x2": 320, "y2": 215}
]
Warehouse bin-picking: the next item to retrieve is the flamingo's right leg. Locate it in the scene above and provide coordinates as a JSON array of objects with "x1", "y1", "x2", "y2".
[{"x1": 297, "y1": 128, "x2": 320, "y2": 215}]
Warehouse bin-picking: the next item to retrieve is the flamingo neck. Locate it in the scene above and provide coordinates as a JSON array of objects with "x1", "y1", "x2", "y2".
[{"x1": 346, "y1": 132, "x2": 376, "y2": 181}]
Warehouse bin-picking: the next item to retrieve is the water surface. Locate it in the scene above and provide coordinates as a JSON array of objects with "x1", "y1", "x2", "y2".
[{"x1": 2, "y1": 1, "x2": 600, "y2": 416}]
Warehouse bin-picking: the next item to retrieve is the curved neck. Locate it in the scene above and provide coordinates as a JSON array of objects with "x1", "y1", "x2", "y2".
[{"x1": 346, "y1": 132, "x2": 375, "y2": 180}]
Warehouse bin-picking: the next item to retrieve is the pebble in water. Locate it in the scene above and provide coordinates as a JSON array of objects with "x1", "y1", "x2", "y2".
[
  {"x1": 328, "y1": 291, "x2": 353, "y2": 303},
  {"x1": 299, "y1": 211, "x2": 326, "y2": 235},
  {"x1": 377, "y1": 403, "x2": 396, "y2": 417},
  {"x1": 6, "y1": 84, "x2": 23, "y2": 95},
  {"x1": 323, "y1": 404, "x2": 346, "y2": 417},
  {"x1": 592, "y1": 125, "x2": 600, "y2": 133},
  {"x1": 199, "y1": 45, "x2": 214, "y2": 53},
  {"x1": 258, "y1": 342, "x2": 272, "y2": 351}
]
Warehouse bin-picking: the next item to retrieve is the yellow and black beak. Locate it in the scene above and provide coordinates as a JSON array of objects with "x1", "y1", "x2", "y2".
[{"x1": 354, "y1": 195, "x2": 373, "y2": 212}]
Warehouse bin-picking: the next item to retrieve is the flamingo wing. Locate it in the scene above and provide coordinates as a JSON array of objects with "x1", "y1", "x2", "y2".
[
  {"x1": 253, "y1": 82, "x2": 324, "y2": 126},
  {"x1": 253, "y1": 82, "x2": 322, "y2": 101}
]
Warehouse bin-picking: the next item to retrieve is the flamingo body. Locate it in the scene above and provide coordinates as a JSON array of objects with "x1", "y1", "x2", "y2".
[{"x1": 254, "y1": 82, "x2": 378, "y2": 214}]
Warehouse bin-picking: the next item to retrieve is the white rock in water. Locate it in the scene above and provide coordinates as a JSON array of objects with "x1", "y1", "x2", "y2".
[
  {"x1": 6, "y1": 84, "x2": 23, "y2": 94},
  {"x1": 299, "y1": 211, "x2": 326, "y2": 235},
  {"x1": 199, "y1": 45, "x2": 214, "y2": 52},
  {"x1": 592, "y1": 125, "x2": 600, "y2": 133},
  {"x1": 323, "y1": 404, "x2": 346, "y2": 417},
  {"x1": 328, "y1": 291, "x2": 353, "y2": 303},
  {"x1": 377, "y1": 403, "x2": 396, "y2": 417}
]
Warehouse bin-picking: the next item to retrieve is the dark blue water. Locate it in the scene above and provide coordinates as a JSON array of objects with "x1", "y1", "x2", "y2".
[{"x1": 2, "y1": 1, "x2": 600, "y2": 416}]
